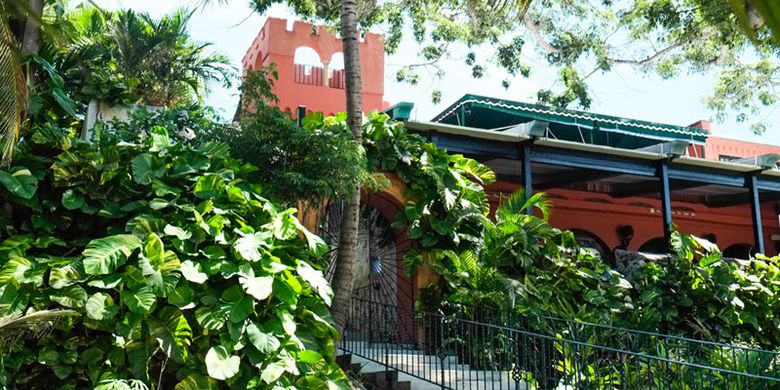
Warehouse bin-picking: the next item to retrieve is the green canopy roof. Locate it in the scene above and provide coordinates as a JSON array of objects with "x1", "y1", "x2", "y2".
[{"x1": 432, "y1": 94, "x2": 708, "y2": 148}]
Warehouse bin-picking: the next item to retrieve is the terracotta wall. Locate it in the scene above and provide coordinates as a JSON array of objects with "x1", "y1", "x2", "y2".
[
  {"x1": 242, "y1": 18, "x2": 386, "y2": 116},
  {"x1": 488, "y1": 182, "x2": 780, "y2": 256}
]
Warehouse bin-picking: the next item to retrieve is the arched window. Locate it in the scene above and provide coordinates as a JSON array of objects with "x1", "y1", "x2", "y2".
[
  {"x1": 638, "y1": 237, "x2": 667, "y2": 253},
  {"x1": 571, "y1": 229, "x2": 609, "y2": 257},
  {"x1": 723, "y1": 243, "x2": 756, "y2": 260},
  {"x1": 293, "y1": 47, "x2": 323, "y2": 85},
  {"x1": 328, "y1": 52, "x2": 346, "y2": 89}
]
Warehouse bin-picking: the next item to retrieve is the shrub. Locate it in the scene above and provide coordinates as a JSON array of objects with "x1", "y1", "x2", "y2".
[{"x1": 0, "y1": 118, "x2": 348, "y2": 388}]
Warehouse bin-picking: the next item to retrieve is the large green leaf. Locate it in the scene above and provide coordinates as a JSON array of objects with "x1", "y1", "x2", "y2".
[
  {"x1": 180, "y1": 260, "x2": 208, "y2": 284},
  {"x1": 50, "y1": 285, "x2": 88, "y2": 309},
  {"x1": 149, "y1": 306, "x2": 192, "y2": 363},
  {"x1": 194, "y1": 174, "x2": 225, "y2": 199},
  {"x1": 82, "y1": 234, "x2": 142, "y2": 275},
  {"x1": 131, "y1": 153, "x2": 165, "y2": 185},
  {"x1": 234, "y1": 231, "x2": 272, "y2": 262},
  {"x1": 296, "y1": 262, "x2": 333, "y2": 306},
  {"x1": 85, "y1": 292, "x2": 118, "y2": 320},
  {"x1": 174, "y1": 373, "x2": 218, "y2": 390},
  {"x1": 261, "y1": 362, "x2": 285, "y2": 384},
  {"x1": 205, "y1": 346, "x2": 240, "y2": 381},
  {"x1": 0, "y1": 167, "x2": 38, "y2": 199},
  {"x1": 121, "y1": 286, "x2": 157, "y2": 314},
  {"x1": 61, "y1": 189, "x2": 85, "y2": 210},
  {"x1": 239, "y1": 275, "x2": 273, "y2": 301},
  {"x1": 49, "y1": 262, "x2": 86, "y2": 289},
  {"x1": 246, "y1": 321, "x2": 280, "y2": 354}
]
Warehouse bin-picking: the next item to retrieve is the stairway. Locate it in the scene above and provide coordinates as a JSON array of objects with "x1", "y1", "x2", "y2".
[{"x1": 338, "y1": 342, "x2": 528, "y2": 390}]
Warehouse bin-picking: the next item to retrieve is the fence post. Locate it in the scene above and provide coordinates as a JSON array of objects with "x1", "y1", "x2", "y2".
[
  {"x1": 438, "y1": 315, "x2": 446, "y2": 390},
  {"x1": 384, "y1": 304, "x2": 390, "y2": 376}
]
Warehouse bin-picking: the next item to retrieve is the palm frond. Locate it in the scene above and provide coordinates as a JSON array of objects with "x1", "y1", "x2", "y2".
[
  {"x1": 0, "y1": 17, "x2": 26, "y2": 165},
  {"x1": 0, "y1": 309, "x2": 80, "y2": 344},
  {"x1": 496, "y1": 189, "x2": 552, "y2": 221}
]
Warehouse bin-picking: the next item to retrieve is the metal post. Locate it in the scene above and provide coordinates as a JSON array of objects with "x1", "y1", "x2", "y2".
[
  {"x1": 658, "y1": 160, "x2": 673, "y2": 251},
  {"x1": 520, "y1": 143, "x2": 533, "y2": 215},
  {"x1": 438, "y1": 316, "x2": 446, "y2": 390},
  {"x1": 384, "y1": 304, "x2": 390, "y2": 377},
  {"x1": 748, "y1": 174, "x2": 765, "y2": 254}
]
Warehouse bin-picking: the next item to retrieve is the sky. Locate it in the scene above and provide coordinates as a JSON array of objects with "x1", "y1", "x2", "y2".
[{"x1": 91, "y1": 0, "x2": 780, "y2": 145}]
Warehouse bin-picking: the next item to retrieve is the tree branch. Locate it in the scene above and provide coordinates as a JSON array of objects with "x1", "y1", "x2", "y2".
[
  {"x1": 522, "y1": 14, "x2": 561, "y2": 55},
  {"x1": 607, "y1": 41, "x2": 684, "y2": 66}
]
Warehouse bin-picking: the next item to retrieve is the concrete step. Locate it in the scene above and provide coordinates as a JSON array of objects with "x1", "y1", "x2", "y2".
[{"x1": 357, "y1": 361, "x2": 514, "y2": 384}]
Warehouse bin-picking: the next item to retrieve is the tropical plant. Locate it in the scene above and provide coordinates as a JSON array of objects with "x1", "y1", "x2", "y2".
[
  {"x1": 221, "y1": 66, "x2": 367, "y2": 205},
  {"x1": 0, "y1": 108, "x2": 348, "y2": 389},
  {"x1": 623, "y1": 232, "x2": 780, "y2": 348},
  {"x1": 51, "y1": 6, "x2": 234, "y2": 108}
]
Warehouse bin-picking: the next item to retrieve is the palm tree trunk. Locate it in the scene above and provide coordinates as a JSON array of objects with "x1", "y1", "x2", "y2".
[
  {"x1": 21, "y1": 0, "x2": 42, "y2": 55},
  {"x1": 330, "y1": 0, "x2": 363, "y2": 336}
]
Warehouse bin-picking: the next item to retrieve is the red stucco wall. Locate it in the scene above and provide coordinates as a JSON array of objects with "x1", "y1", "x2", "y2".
[
  {"x1": 488, "y1": 183, "x2": 780, "y2": 257},
  {"x1": 242, "y1": 18, "x2": 386, "y2": 116}
]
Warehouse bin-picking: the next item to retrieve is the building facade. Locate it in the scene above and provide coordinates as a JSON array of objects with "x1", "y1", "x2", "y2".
[{"x1": 243, "y1": 17, "x2": 780, "y2": 262}]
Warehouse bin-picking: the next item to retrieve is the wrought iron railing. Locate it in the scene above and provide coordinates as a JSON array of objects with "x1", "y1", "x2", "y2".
[{"x1": 340, "y1": 298, "x2": 780, "y2": 389}]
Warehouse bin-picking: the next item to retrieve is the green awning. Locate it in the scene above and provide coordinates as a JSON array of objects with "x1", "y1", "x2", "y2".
[{"x1": 432, "y1": 94, "x2": 708, "y2": 148}]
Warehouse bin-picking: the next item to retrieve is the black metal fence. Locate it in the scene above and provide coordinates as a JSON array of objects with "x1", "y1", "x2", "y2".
[{"x1": 340, "y1": 298, "x2": 780, "y2": 389}]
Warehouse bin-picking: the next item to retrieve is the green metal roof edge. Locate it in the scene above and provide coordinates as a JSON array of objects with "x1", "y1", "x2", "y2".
[{"x1": 432, "y1": 94, "x2": 709, "y2": 143}]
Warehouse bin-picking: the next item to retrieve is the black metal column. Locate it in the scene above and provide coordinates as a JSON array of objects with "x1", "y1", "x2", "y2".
[
  {"x1": 658, "y1": 160, "x2": 673, "y2": 249},
  {"x1": 520, "y1": 143, "x2": 533, "y2": 215},
  {"x1": 748, "y1": 174, "x2": 765, "y2": 254}
]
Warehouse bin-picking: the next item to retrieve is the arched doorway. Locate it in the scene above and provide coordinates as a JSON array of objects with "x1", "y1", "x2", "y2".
[
  {"x1": 318, "y1": 194, "x2": 414, "y2": 343},
  {"x1": 571, "y1": 229, "x2": 609, "y2": 258},
  {"x1": 722, "y1": 243, "x2": 756, "y2": 259},
  {"x1": 638, "y1": 237, "x2": 667, "y2": 253}
]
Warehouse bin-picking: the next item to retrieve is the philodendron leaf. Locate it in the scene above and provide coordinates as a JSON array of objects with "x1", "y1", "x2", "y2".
[
  {"x1": 205, "y1": 346, "x2": 240, "y2": 381},
  {"x1": 239, "y1": 275, "x2": 273, "y2": 301},
  {"x1": 50, "y1": 285, "x2": 88, "y2": 309},
  {"x1": 149, "y1": 306, "x2": 192, "y2": 364},
  {"x1": 194, "y1": 174, "x2": 225, "y2": 199},
  {"x1": 82, "y1": 234, "x2": 142, "y2": 275},
  {"x1": 234, "y1": 231, "x2": 272, "y2": 262},
  {"x1": 0, "y1": 167, "x2": 38, "y2": 199},
  {"x1": 246, "y1": 321, "x2": 280, "y2": 354},
  {"x1": 122, "y1": 286, "x2": 156, "y2": 314},
  {"x1": 180, "y1": 261, "x2": 208, "y2": 284},
  {"x1": 174, "y1": 373, "x2": 218, "y2": 390},
  {"x1": 132, "y1": 153, "x2": 165, "y2": 185},
  {"x1": 261, "y1": 362, "x2": 285, "y2": 384},
  {"x1": 296, "y1": 262, "x2": 333, "y2": 306},
  {"x1": 61, "y1": 189, "x2": 85, "y2": 210},
  {"x1": 85, "y1": 292, "x2": 119, "y2": 320},
  {"x1": 164, "y1": 224, "x2": 192, "y2": 240}
]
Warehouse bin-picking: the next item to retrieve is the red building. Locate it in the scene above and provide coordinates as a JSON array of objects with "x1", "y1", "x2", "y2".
[
  {"x1": 242, "y1": 17, "x2": 387, "y2": 117},
  {"x1": 243, "y1": 17, "x2": 780, "y2": 261}
]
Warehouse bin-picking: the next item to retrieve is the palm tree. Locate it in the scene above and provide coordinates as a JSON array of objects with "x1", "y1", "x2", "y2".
[
  {"x1": 0, "y1": 0, "x2": 39, "y2": 164},
  {"x1": 328, "y1": 0, "x2": 363, "y2": 335}
]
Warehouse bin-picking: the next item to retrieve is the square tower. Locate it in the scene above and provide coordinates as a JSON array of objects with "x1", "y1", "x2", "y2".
[{"x1": 242, "y1": 18, "x2": 386, "y2": 117}]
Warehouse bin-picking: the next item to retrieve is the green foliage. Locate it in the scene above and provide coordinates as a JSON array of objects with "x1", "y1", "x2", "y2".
[
  {"x1": 0, "y1": 116, "x2": 347, "y2": 388},
  {"x1": 252, "y1": 0, "x2": 780, "y2": 134},
  {"x1": 361, "y1": 113, "x2": 494, "y2": 261},
  {"x1": 624, "y1": 232, "x2": 780, "y2": 347},
  {"x1": 36, "y1": 6, "x2": 233, "y2": 111},
  {"x1": 216, "y1": 67, "x2": 367, "y2": 204}
]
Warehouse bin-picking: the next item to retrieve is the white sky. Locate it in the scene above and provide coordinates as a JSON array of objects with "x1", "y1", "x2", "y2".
[{"x1": 91, "y1": 0, "x2": 780, "y2": 145}]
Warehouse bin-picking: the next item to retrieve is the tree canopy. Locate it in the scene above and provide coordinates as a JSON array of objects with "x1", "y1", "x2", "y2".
[{"x1": 251, "y1": 0, "x2": 780, "y2": 134}]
